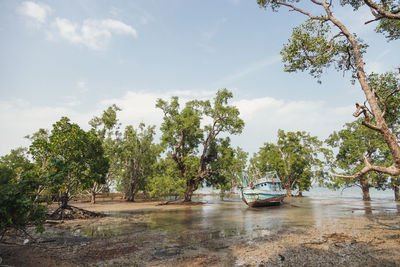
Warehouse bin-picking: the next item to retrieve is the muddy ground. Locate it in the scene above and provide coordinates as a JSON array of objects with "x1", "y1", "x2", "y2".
[{"x1": 1, "y1": 198, "x2": 400, "y2": 266}]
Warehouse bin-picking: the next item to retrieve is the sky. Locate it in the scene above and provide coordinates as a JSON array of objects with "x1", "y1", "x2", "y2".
[{"x1": 0, "y1": 0, "x2": 399, "y2": 157}]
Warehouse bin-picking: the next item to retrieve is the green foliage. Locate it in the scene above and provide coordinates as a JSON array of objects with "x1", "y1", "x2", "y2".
[
  {"x1": 89, "y1": 105, "x2": 123, "y2": 201},
  {"x1": 156, "y1": 89, "x2": 244, "y2": 201},
  {"x1": 89, "y1": 104, "x2": 121, "y2": 140},
  {"x1": 0, "y1": 157, "x2": 46, "y2": 238},
  {"x1": 340, "y1": 0, "x2": 400, "y2": 41},
  {"x1": 118, "y1": 123, "x2": 160, "y2": 201},
  {"x1": 148, "y1": 158, "x2": 186, "y2": 199},
  {"x1": 281, "y1": 20, "x2": 368, "y2": 82},
  {"x1": 369, "y1": 72, "x2": 400, "y2": 136},
  {"x1": 250, "y1": 130, "x2": 328, "y2": 195},
  {"x1": 28, "y1": 117, "x2": 109, "y2": 207},
  {"x1": 376, "y1": 18, "x2": 400, "y2": 40},
  {"x1": 325, "y1": 119, "x2": 391, "y2": 189},
  {"x1": 209, "y1": 138, "x2": 248, "y2": 194}
]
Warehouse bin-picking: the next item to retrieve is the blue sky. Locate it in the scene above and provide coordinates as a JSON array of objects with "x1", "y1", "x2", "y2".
[{"x1": 0, "y1": 0, "x2": 399, "y2": 156}]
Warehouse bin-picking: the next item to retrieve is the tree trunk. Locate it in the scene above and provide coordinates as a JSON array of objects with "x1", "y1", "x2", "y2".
[
  {"x1": 297, "y1": 190, "x2": 303, "y2": 197},
  {"x1": 230, "y1": 177, "x2": 235, "y2": 194},
  {"x1": 60, "y1": 192, "x2": 69, "y2": 209},
  {"x1": 394, "y1": 185, "x2": 400, "y2": 202},
  {"x1": 184, "y1": 179, "x2": 199, "y2": 202},
  {"x1": 285, "y1": 183, "x2": 292, "y2": 197},
  {"x1": 91, "y1": 190, "x2": 96, "y2": 204},
  {"x1": 360, "y1": 177, "x2": 371, "y2": 201},
  {"x1": 125, "y1": 182, "x2": 135, "y2": 202}
]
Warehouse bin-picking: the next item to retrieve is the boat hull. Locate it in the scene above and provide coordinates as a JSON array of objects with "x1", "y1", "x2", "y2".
[{"x1": 240, "y1": 188, "x2": 285, "y2": 207}]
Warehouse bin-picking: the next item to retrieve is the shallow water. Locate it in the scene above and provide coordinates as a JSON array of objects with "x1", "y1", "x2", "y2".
[{"x1": 79, "y1": 196, "x2": 400, "y2": 241}]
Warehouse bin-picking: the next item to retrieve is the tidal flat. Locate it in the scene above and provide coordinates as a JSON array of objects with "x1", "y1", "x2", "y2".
[{"x1": 2, "y1": 196, "x2": 400, "y2": 266}]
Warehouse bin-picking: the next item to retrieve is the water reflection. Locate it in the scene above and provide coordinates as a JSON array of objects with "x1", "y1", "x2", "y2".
[{"x1": 79, "y1": 196, "x2": 400, "y2": 241}]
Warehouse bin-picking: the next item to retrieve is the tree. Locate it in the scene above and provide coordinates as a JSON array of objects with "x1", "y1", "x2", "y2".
[
  {"x1": 257, "y1": 0, "x2": 400, "y2": 178},
  {"x1": 148, "y1": 158, "x2": 187, "y2": 200},
  {"x1": 29, "y1": 117, "x2": 109, "y2": 209},
  {"x1": 118, "y1": 123, "x2": 160, "y2": 202},
  {"x1": 0, "y1": 151, "x2": 46, "y2": 240},
  {"x1": 250, "y1": 130, "x2": 327, "y2": 197},
  {"x1": 156, "y1": 89, "x2": 244, "y2": 202},
  {"x1": 326, "y1": 119, "x2": 390, "y2": 200},
  {"x1": 210, "y1": 140, "x2": 248, "y2": 197},
  {"x1": 89, "y1": 105, "x2": 122, "y2": 204}
]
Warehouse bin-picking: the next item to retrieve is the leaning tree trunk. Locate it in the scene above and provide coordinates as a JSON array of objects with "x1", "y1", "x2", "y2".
[
  {"x1": 393, "y1": 184, "x2": 400, "y2": 202},
  {"x1": 360, "y1": 177, "x2": 371, "y2": 201}
]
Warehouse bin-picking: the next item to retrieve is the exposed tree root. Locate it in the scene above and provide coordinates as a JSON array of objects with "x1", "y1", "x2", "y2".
[{"x1": 47, "y1": 205, "x2": 105, "y2": 220}]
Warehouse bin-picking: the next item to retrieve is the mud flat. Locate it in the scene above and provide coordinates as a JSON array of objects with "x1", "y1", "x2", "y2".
[{"x1": 1, "y1": 197, "x2": 400, "y2": 266}]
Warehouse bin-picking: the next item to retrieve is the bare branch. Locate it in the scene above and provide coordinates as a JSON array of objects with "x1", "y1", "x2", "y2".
[
  {"x1": 334, "y1": 155, "x2": 400, "y2": 178},
  {"x1": 275, "y1": 1, "x2": 328, "y2": 20},
  {"x1": 363, "y1": 0, "x2": 400, "y2": 20}
]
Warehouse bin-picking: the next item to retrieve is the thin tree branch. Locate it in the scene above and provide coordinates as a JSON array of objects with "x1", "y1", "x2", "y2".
[
  {"x1": 275, "y1": 1, "x2": 328, "y2": 20},
  {"x1": 335, "y1": 155, "x2": 400, "y2": 178},
  {"x1": 363, "y1": 0, "x2": 400, "y2": 19}
]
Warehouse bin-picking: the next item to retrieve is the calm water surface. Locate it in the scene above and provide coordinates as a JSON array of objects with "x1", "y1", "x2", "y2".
[{"x1": 80, "y1": 196, "x2": 400, "y2": 241}]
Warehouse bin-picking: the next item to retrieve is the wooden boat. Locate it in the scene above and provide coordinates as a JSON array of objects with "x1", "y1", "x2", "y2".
[{"x1": 240, "y1": 171, "x2": 286, "y2": 207}]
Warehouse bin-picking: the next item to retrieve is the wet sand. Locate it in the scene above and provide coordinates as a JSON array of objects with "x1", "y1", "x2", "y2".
[{"x1": 1, "y1": 196, "x2": 400, "y2": 266}]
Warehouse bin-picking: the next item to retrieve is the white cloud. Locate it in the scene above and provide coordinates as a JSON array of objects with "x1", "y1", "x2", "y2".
[
  {"x1": 0, "y1": 99, "x2": 94, "y2": 156},
  {"x1": 18, "y1": 2, "x2": 137, "y2": 51},
  {"x1": 52, "y1": 18, "x2": 137, "y2": 50},
  {"x1": 18, "y1": 1, "x2": 52, "y2": 24},
  {"x1": 1, "y1": 91, "x2": 356, "y2": 157},
  {"x1": 232, "y1": 97, "x2": 355, "y2": 154}
]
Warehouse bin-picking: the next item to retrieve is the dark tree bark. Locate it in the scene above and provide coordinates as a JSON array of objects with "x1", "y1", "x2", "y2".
[
  {"x1": 60, "y1": 192, "x2": 69, "y2": 209},
  {"x1": 125, "y1": 182, "x2": 136, "y2": 202},
  {"x1": 90, "y1": 190, "x2": 96, "y2": 204},
  {"x1": 183, "y1": 180, "x2": 200, "y2": 202},
  {"x1": 394, "y1": 184, "x2": 400, "y2": 202},
  {"x1": 360, "y1": 177, "x2": 371, "y2": 201}
]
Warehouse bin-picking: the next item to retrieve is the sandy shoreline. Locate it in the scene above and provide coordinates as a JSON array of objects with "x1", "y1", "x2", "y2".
[{"x1": 1, "y1": 198, "x2": 400, "y2": 266}]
